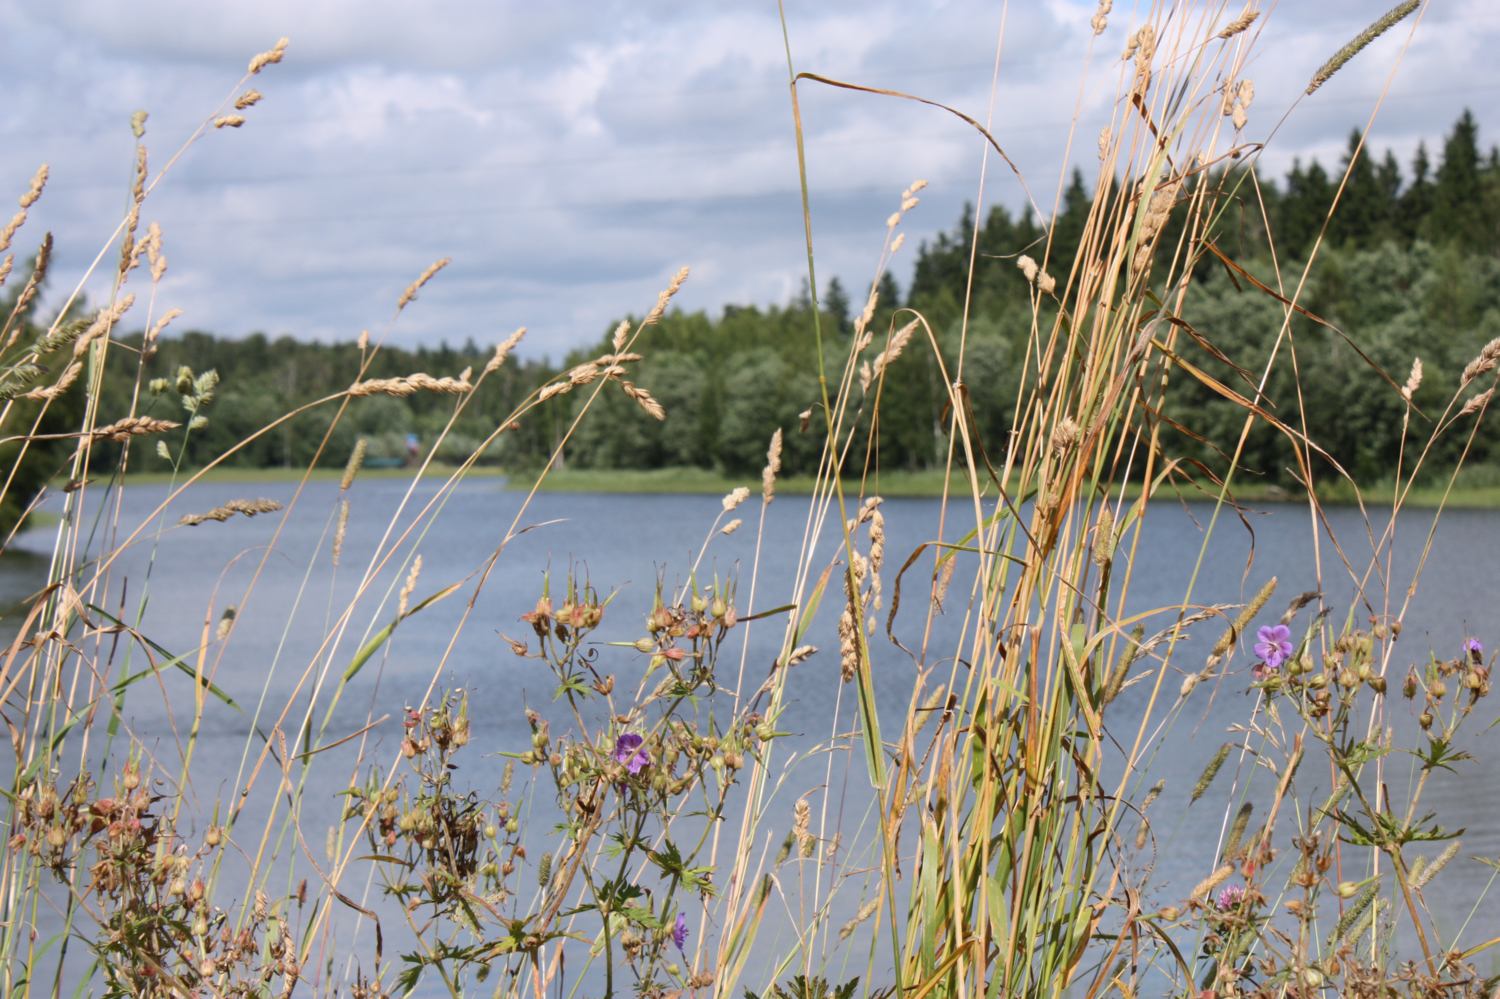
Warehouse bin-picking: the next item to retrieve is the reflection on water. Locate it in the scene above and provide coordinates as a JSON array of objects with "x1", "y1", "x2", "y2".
[{"x1": 5, "y1": 479, "x2": 1499, "y2": 992}]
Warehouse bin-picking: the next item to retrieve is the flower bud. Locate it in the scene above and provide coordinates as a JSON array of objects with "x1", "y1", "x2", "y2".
[
  {"x1": 691, "y1": 595, "x2": 708, "y2": 614},
  {"x1": 506, "y1": 817, "x2": 519, "y2": 834},
  {"x1": 194, "y1": 916, "x2": 209, "y2": 937},
  {"x1": 189, "y1": 878, "x2": 205, "y2": 901},
  {"x1": 402, "y1": 740, "x2": 417, "y2": 759},
  {"x1": 205, "y1": 826, "x2": 222, "y2": 847},
  {"x1": 1308, "y1": 673, "x2": 1328, "y2": 689},
  {"x1": 1431, "y1": 679, "x2": 1448, "y2": 699},
  {"x1": 1337, "y1": 669, "x2": 1357, "y2": 689},
  {"x1": 485, "y1": 824, "x2": 497, "y2": 838},
  {"x1": 169, "y1": 877, "x2": 186, "y2": 896},
  {"x1": 199, "y1": 958, "x2": 217, "y2": 978},
  {"x1": 1419, "y1": 711, "x2": 1434, "y2": 730},
  {"x1": 756, "y1": 723, "x2": 774, "y2": 740},
  {"x1": 1369, "y1": 675, "x2": 1387, "y2": 694},
  {"x1": 1335, "y1": 881, "x2": 1359, "y2": 898},
  {"x1": 710, "y1": 598, "x2": 727, "y2": 619},
  {"x1": 634, "y1": 637, "x2": 654, "y2": 653}
]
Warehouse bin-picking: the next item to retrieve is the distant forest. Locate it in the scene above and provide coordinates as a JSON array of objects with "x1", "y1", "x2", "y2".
[{"x1": 6, "y1": 109, "x2": 1500, "y2": 521}]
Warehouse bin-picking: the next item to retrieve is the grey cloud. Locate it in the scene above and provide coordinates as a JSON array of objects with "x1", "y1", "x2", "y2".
[{"x1": 0, "y1": 1, "x2": 1494, "y2": 359}]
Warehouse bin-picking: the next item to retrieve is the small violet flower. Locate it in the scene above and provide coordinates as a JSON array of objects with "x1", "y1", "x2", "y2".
[
  {"x1": 1254, "y1": 624, "x2": 1293, "y2": 671},
  {"x1": 1217, "y1": 883, "x2": 1245, "y2": 911},
  {"x1": 612, "y1": 733, "x2": 649, "y2": 775},
  {"x1": 672, "y1": 912, "x2": 689, "y2": 952},
  {"x1": 1464, "y1": 637, "x2": 1484, "y2": 660}
]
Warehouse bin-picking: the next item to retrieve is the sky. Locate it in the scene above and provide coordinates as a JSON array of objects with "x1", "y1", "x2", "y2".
[{"x1": 0, "y1": 0, "x2": 1496, "y2": 362}]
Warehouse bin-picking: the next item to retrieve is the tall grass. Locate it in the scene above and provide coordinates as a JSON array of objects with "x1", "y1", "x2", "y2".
[{"x1": 0, "y1": 5, "x2": 1497, "y2": 999}]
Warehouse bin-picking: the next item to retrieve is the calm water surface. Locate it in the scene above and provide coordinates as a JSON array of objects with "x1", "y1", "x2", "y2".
[{"x1": 6, "y1": 478, "x2": 1500, "y2": 992}]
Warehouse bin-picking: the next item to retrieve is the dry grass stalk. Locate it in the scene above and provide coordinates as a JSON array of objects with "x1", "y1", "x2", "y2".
[
  {"x1": 1090, "y1": 0, "x2": 1111, "y2": 35},
  {"x1": 91, "y1": 416, "x2": 180, "y2": 442},
  {"x1": 643, "y1": 266, "x2": 690, "y2": 326},
  {"x1": 348, "y1": 371, "x2": 473, "y2": 398},
  {"x1": 1207, "y1": 576, "x2": 1277, "y2": 666},
  {"x1": 249, "y1": 37, "x2": 290, "y2": 75},
  {"x1": 178, "y1": 498, "x2": 283, "y2": 527},
  {"x1": 1306, "y1": 0, "x2": 1419, "y2": 95},
  {"x1": 1459, "y1": 388, "x2": 1492, "y2": 416},
  {"x1": 792, "y1": 798, "x2": 813, "y2": 857},
  {"x1": 721, "y1": 519, "x2": 742, "y2": 535},
  {"x1": 1402, "y1": 357, "x2": 1423, "y2": 400},
  {"x1": 20, "y1": 361, "x2": 81, "y2": 401},
  {"x1": 484, "y1": 327, "x2": 526, "y2": 374},
  {"x1": 213, "y1": 115, "x2": 246, "y2": 129},
  {"x1": 398, "y1": 258, "x2": 452, "y2": 309},
  {"x1": 332, "y1": 499, "x2": 349, "y2": 566},
  {"x1": 1218, "y1": 5, "x2": 1260, "y2": 39},
  {"x1": 723, "y1": 487, "x2": 749, "y2": 512},
  {"x1": 1190, "y1": 864, "x2": 1234, "y2": 903},
  {"x1": 762, "y1": 428, "x2": 782, "y2": 504},
  {"x1": 871, "y1": 320, "x2": 918, "y2": 381},
  {"x1": 620, "y1": 381, "x2": 664, "y2": 420},
  {"x1": 398, "y1": 556, "x2": 423, "y2": 618},
  {"x1": 73, "y1": 294, "x2": 134, "y2": 358},
  {"x1": 0, "y1": 255, "x2": 12, "y2": 289},
  {"x1": 234, "y1": 90, "x2": 263, "y2": 110},
  {"x1": 1461, "y1": 336, "x2": 1500, "y2": 386},
  {"x1": 0, "y1": 164, "x2": 47, "y2": 256},
  {"x1": 341, "y1": 440, "x2": 368, "y2": 491}
]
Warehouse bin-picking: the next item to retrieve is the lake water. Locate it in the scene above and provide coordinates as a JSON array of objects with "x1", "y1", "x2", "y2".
[{"x1": 5, "y1": 476, "x2": 1499, "y2": 994}]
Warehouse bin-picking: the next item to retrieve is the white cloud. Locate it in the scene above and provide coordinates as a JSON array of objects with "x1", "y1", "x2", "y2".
[{"x1": 0, "y1": 0, "x2": 1494, "y2": 359}]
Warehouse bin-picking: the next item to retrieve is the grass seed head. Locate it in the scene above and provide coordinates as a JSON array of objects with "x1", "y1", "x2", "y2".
[{"x1": 1191, "y1": 743, "x2": 1232, "y2": 803}]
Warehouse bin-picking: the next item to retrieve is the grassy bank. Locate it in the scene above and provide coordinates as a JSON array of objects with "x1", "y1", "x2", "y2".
[{"x1": 109, "y1": 463, "x2": 1500, "y2": 507}]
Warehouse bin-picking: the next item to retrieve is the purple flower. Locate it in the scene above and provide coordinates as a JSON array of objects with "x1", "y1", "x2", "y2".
[
  {"x1": 612, "y1": 733, "x2": 649, "y2": 775},
  {"x1": 1464, "y1": 638, "x2": 1484, "y2": 658},
  {"x1": 1254, "y1": 625, "x2": 1293, "y2": 670},
  {"x1": 1217, "y1": 884, "x2": 1245, "y2": 911},
  {"x1": 671, "y1": 912, "x2": 689, "y2": 951}
]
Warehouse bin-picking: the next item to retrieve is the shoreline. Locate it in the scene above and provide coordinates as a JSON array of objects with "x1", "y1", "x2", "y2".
[{"x1": 103, "y1": 464, "x2": 1500, "y2": 507}]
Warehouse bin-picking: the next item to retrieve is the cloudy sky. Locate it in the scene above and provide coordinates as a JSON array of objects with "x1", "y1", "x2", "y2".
[{"x1": 0, "y1": 0, "x2": 1496, "y2": 361}]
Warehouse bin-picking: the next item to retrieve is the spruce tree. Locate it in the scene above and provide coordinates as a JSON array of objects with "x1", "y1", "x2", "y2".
[{"x1": 1429, "y1": 109, "x2": 1496, "y2": 252}]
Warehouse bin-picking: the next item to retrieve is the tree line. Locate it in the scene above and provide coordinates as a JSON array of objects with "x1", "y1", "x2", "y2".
[{"x1": 2, "y1": 109, "x2": 1498, "y2": 533}]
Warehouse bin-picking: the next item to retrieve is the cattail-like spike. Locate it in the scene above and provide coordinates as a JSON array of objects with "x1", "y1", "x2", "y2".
[
  {"x1": 1221, "y1": 802, "x2": 1252, "y2": 863},
  {"x1": 1189, "y1": 864, "x2": 1233, "y2": 902},
  {"x1": 1307, "y1": 1, "x2": 1419, "y2": 95},
  {"x1": 1411, "y1": 840, "x2": 1459, "y2": 891},
  {"x1": 341, "y1": 440, "x2": 367, "y2": 491},
  {"x1": 1191, "y1": 743, "x2": 1232, "y2": 803},
  {"x1": 1103, "y1": 623, "x2": 1145, "y2": 705},
  {"x1": 1207, "y1": 577, "x2": 1278, "y2": 665},
  {"x1": 333, "y1": 499, "x2": 349, "y2": 566},
  {"x1": 1311, "y1": 775, "x2": 1350, "y2": 827},
  {"x1": 537, "y1": 852, "x2": 552, "y2": 889},
  {"x1": 1327, "y1": 882, "x2": 1377, "y2": 946}
]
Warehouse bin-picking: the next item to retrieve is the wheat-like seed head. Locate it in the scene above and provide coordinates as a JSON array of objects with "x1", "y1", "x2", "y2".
[
  {"x1": 249, "y1": 37, "x2": 290, "y2": 75},
  {"x1": 398, "y1": 258, "x2": 452, "y2": 309}
]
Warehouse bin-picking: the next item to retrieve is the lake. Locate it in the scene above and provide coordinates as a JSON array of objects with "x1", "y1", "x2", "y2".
[{"x1": 5, "y1": 475, "x2": 1498, "y2": 994}]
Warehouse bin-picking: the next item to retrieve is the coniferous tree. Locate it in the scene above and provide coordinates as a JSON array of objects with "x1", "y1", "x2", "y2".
[
  {"x1": 1429, "y1": 109, "x2": 1496, "y2": 252},
  {"x1": 1278, "y1": 158, "x2": 1334, "y2": 256},
  {"x1": 1398, "y1": 141, "x2": 1434, "y2": 242}
]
